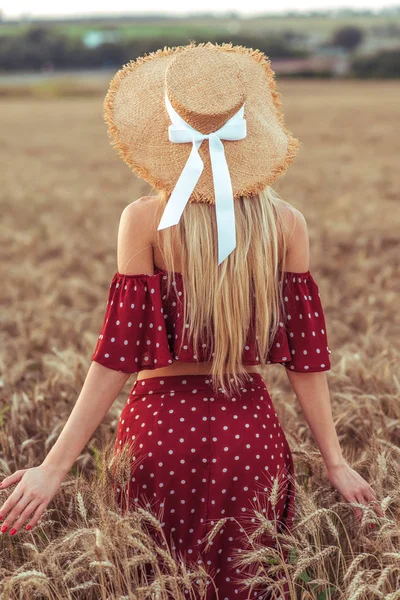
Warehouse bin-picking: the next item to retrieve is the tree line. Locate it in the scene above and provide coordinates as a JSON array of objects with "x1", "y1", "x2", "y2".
[
  {"x1": 0, "y1": 27, "x2": 307, "y2": 71},
  {"x1": 0, "y1": 25, "x2": 399, "y2": 77}
]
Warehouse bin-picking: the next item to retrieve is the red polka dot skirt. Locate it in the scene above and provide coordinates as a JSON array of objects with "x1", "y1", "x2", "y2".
[{"x1": 112, "y1": 371, "x2": 294, "y2": 599}]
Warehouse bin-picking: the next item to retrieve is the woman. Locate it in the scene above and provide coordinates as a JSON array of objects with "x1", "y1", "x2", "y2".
[{"x1": 0, "y1": 42, "x2": 382, "y2": 599}]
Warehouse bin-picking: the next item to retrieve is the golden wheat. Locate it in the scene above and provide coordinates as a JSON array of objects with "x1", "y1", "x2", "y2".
[{"x1": 0, "y1": 79, "x2": 399, "y2": 599}]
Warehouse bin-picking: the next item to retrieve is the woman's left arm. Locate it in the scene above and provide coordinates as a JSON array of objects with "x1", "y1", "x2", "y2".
[
  {"x1": 286, "y1": 370, "x2": 384, "y2": 522},
  {"x1": 0, "y1": 362, "x2": 131, "y2": 535},
  {"x1": 0, "y1": 199, "x2": 154, "y2": 535}
]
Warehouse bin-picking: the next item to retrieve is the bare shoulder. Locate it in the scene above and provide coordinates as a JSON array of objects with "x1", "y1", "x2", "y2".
[
  {"x1": 121, "y1": 195, "x2": 157, "y2": 219},
  {"x1": 117, "y1": 196, "x2": 159, "y2": 274},
  {"x1": 276, "y1": 200, "x2": 310, "y2": 273},
  {"x1": 120, "y1": 196, "x2": 161, "y2": 238},
  {"x1": 274, "y1": 198, "x2": 301, "y2": 237}
]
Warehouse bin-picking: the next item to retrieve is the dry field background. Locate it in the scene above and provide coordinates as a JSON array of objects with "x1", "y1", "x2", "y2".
[{"x1": 0, "y1": 79, "x2": 399, "y2": 599}]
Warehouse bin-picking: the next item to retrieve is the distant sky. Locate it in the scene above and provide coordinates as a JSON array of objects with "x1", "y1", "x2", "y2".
[{"x1": 2, "y1": 0, "x2": 399, "y2": 20}]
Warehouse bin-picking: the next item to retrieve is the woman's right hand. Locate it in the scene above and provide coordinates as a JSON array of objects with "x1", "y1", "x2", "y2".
[{"x1": 0, "y1": 464, "x2": 66, "y2": 536}]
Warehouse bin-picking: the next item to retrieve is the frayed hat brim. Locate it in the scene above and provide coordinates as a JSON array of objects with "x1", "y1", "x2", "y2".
[{"x1": 104, "y1": 41, "x2": 301, "y2": 204}]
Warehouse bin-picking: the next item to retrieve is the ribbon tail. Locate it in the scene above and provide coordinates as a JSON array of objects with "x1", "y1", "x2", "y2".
[
  {"x1": 157, "y1": 140, "x2": 204, "y2": 230},
  {"x1": 208, "y1": 136, "x2": 237, "y2": 265}
]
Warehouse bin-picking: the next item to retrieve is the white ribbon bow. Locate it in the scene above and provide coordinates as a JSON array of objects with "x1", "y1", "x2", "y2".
[{"x1": 157, "y1": 93, "x2": 247, "y2": 265}]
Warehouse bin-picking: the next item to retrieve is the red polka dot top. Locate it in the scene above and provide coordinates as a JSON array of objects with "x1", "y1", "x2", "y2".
[{"x1": 91, "y1": 266, "x2": 332, "y2": 374}]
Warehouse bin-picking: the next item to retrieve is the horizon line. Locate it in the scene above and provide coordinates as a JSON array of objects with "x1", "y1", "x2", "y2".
[{"x1": 2, "y1": 6, "x2": 400, "y2": 23}]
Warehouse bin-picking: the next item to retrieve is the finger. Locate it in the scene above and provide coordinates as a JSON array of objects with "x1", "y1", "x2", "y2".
[
  {"x1": 0, "y1": 493, "x2": 32, "y2": 533},
  {"x1": 353, "y1": 506, "x2": 363, "y2": 523},
  {"x1": 25, "y1": 502, "x2": 48, "y2": 531},
  {"x1": 359, "y1": 495, "x2": 380, "y2": 529},
  {"x1": 360, "y1": 483, "x2": 384, "y2": 516},
  {"x1": 6, "y1": 499, "x2": 41, "y2": 535},
  {"x1": 346, "y1": 494, "x2": 363, "y2": 523},
  {"x1": 354, "y1": 491, "x2": 369, "y2": 509},
  {"x1": 361, "y1": 484, "x2": 377, "y2": 501},
  {"x1": 0, "y1": 470, "x2": 26, "y2": 490},
  {"x1": 354, "y1": 492, "x2": 368, "y2": 504},
  {"x1": 0, "y1": 488, "x2": 25, "y2": 522},
  {"x1": 372, "y1": 501, "x2": 384, "y2": 519},
  {"x1": 354, "y1": 495, "x2": 368, "y2": 522},
  {"x1": 362, "y1": 492, "x2": 384, "y2": 519},
  {"x1": 355, "y1": 492, "x2": 377, "y2": 525}
]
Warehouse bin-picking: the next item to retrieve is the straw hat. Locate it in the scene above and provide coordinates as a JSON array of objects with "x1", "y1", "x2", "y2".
[{"x1": 104, "y1": 41, "x2": 300, "y2": 264}]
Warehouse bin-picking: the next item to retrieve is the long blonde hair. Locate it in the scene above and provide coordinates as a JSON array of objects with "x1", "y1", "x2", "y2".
[{"x1": 154, "y1": 186, "x2": 290, "y2": 396}]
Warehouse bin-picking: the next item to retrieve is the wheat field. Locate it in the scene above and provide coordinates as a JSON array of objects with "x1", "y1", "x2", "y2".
[{"x1": 0, "y1": 80, "x2": 399, "y2": 599}]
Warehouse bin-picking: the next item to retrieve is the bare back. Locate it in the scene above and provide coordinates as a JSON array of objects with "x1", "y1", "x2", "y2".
[
  {"x1": 122, "y1": 195, "x2": 310, "y2": 380},
  {"x1": 149, "y1": 195, "x2": 309, "y2": 275}
]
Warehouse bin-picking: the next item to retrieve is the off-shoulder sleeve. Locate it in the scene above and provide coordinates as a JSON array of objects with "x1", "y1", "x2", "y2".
[
  {"x1": 269, "y1": 270, "x2": 332, "y2": 372},
  {"x1": 91, "y1": 272, "x2": 174, "y2": 373}
]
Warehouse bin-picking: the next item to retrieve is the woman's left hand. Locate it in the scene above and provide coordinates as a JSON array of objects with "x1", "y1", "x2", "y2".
[{"x1": 326, "y1": 461, "x2": 384, "y2": 524}]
